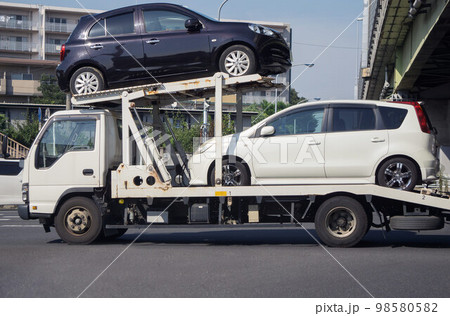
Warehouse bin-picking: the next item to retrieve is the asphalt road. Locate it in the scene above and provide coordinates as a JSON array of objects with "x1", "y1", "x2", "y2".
[{"x1": 1, "y1": 207, "x2": 449, "y2": 298}]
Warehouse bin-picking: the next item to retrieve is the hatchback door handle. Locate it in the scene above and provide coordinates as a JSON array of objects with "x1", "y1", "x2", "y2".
[
  {"x1": 83, "y1": 169, "x2": 94, "y2": 176},
  {"x1": 146, "y1": 39, "x2": 160, "y2": 45},
  {"x1": 89, "y1": 44, "x2": 103, "y2": 50},
  {"x1": 307, "y1": 140, "x2": 321, "y2": 145},
  {"x1": 371, "y1": 137, "x2": 385, "y2": 143}
]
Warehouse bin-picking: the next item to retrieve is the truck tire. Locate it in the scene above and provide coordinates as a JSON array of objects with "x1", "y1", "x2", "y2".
[
  {"x1": 314, "y1": 196, "x2": 369, "y2": 248},
  {"x1": 55, "y1": 197, "x2": 103, "y2": 244},
  {"x1": 389, "y1": 216, "x2": 444, "y2": 230}
]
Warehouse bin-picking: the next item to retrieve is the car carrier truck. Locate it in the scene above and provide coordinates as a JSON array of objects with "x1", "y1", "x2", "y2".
[{"x1": 16, "y1": 73, "x2": 450, "y2": 247}]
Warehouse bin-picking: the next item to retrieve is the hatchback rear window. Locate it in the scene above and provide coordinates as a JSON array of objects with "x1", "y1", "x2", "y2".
[
  {"x1": 0, "y1": 161, "x2": 22, "y2": 176},
  {"x1": 379, "y1": 106, "x2": 407, "y2": 129}
]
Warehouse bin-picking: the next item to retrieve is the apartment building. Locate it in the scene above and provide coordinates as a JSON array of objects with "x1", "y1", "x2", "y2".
[{"x1": 0, "y1": 1, "x2": 101, "y2": 104}]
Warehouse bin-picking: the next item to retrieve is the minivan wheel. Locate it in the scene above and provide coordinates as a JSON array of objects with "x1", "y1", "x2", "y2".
[
  {"x1": 377, "y1": 157, "x2": 418, "y2": 191},
  {"x1": 219, "y1": 45, "x2": 257, "y2": 77},
  {"x1": 209, "y1": 159, "x2": 250, "y2": 186},
  {"x1": 70, "y1": 66, "x2": 105, "y2": 95}
]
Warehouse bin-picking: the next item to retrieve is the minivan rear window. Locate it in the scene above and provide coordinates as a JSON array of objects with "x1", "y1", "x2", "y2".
[{"x1": 379, "y1": 106, "x2": 407, "y2": 129}]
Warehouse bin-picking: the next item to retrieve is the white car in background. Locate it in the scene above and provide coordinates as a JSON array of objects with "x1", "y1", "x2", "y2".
[
  {"x1": 0, "y1": 158, "x2": 24, "y2": 205},
  {"x1": 188, "y1": 100, "x2": 439, "y2": 191}
]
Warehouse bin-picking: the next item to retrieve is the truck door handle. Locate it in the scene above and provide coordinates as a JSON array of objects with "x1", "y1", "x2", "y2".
[
  {"x1": 89, "y1": 44, "x2": 103, "y2": 50},
  {"x1": 83, "y1": 169, "x2": 94, "y2": 176},
  {"x1": 371, "y1": 137, "x2": 385, "y2": 143},
  {"x1": 146, "y1": 39, "x2": 160, "y2": 45}
]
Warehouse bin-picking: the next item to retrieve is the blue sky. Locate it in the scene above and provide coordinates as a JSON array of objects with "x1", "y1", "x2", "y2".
[{"x1": 13, "y1": 0, "x2": 364, "y2": 101}]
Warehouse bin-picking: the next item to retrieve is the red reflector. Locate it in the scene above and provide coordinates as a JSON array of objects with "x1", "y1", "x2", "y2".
[
  {"x1": 60, "y1": 44, "x2": 66, "y2": 62},
  {"x1": 413, "y1": 104, "x2": 431, "y2": 134}
]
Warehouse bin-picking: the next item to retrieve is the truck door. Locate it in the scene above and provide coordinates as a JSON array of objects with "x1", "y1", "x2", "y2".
[{"x1": 28, "y1": 116, "x2": 100, "y2": 214}]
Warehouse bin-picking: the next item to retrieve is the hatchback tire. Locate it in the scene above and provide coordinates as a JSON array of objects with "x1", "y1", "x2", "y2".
[
  {"x1": 70, "y1": 66, "x2": 105, "y2": 95},
  {"x1": 219, "y1": 45, "x2": 257, "y2": 77},
  {"x1": 377, "y1": 157, "x2": 418, "y2": 191}
]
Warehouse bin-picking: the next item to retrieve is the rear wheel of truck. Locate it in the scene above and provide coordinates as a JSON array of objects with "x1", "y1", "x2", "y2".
[
  {"x1": 314, "y1": 196, "x2": 369, "y2": 248},
  {"x1": 55, "y1": 197, "x2": 103, "y2": 244}
]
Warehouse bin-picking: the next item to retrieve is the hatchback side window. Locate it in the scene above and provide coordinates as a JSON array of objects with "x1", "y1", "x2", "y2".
[
  {"x1": 268, "y1": 108, "x2": 325, "y2": 136},
  {"x1": 379, "y1": 106, "x2": 407, "y2": 129},
  {"x1": 332, "y1": 107, "x2": 375, "y2": 132},
  {"x1": 88, "y1": 12, "x2": 134, "y2": 38},
  {"x1": 143, "y1": 10, "x2": 191, "y2": 32},
  {"x1": 36, "y1": 119, "x2": 96, "y2": 169}
]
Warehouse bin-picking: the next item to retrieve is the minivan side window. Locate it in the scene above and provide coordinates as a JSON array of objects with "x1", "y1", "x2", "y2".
[
  {"x1": 268, "y1": 108, "x2": 325, "y2": 136},
  {"x1": 379, "y1": 106, "x2": 407, "y2": 129},
  {"x1": 332, "y1": 107, "x2": 375, "y2": 132},
  {"x1": 88, "y1": 12, "x2": 134, "y2": 38},
  {"x1": 0, "y1": 161, "x2": 22, "y2": 176},
  {"x1": 36, "y1": 119, "x2": 96, "y2": 169},
  {"x1": 143, "y1": 10, "x2": 192, "y2": 32}
]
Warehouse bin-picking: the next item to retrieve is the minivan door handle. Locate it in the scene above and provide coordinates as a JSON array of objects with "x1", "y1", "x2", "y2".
[
  {"x1": 371, "y1": 137, "x2": 385, "y2": 143},
  {"x1": 82, "y1": 169, "x2": 94, "y2": 176},
  {"x1": 89, "y1": 44, "x2": 103, "y2": 50},
  {"x1": 307, "y1": 140, "x2": 321, "y2": 145},
  {"x1": 146, "y1": 39, "x2": 160, "y2": 45}
]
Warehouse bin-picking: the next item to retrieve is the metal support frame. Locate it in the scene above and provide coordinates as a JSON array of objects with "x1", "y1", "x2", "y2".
[{"x1": 214, "y1": 73, "x2": 224, "y2": 187}]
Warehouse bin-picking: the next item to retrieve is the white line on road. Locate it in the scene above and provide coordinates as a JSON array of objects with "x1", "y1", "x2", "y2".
[
  {"x1": 0, "y1": 219, "x2": 10, "y2": 221},
  {"x1": 0, "y1": 225, "x2": 42, "y2": 227}
]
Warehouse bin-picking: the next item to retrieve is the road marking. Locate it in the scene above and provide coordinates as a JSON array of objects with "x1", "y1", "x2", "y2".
[
  {"x1": 0, "y1": 219, "x2": 10, "y2": 221},
  {"x1": 0, "y1": 225, "x2": 42, "y2": 227},
  {"x1": 3, "y1": 216, "x2": 20, "y2": 218}
]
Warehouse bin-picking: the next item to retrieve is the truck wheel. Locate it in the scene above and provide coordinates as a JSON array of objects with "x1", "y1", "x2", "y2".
[
  {"x1": 70, "y1": 66, "x2": 105, "y2": 95},
  {"x1": 55, "y1": 197, "x2": 103, "y2": 244},
  {"x1": 209, "y1": 159, "x2": 250, "y2": 186},
  {"x1": 389, "y1": 216, "x2": 444, "y2": 230},
  {"x1": 219, "y1": 45, "x2": 257, "y2": 77},
  {"x1": 314, "y1": 196, "x2": 368, "y2": 248},
  {"x1": 377, "y1": 157, "x2": 418, "y2": 191}
]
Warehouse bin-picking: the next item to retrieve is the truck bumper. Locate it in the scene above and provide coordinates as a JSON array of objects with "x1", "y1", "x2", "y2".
[{"x1": 18, "y1": 204, "x2": 33, "y2": 220}]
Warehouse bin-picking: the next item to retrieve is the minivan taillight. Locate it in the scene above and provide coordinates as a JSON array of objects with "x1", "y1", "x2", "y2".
[
  {"x1": 60, "y1": 44, "x2": 66, "y2": 62},
  {"x1": 413, "y1": 104, "x2": 431, "y2": 134}
]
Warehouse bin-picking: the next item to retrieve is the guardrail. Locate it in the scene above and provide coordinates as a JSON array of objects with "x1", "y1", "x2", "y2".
[{"x1": 0, "y1": 132, "x2": 29, "y2": 158}]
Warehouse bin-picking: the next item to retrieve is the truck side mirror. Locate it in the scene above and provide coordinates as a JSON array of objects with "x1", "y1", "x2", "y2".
[
  {"x1": 1, "y1": 135, "x2": 10, "y2": 158},
  {"x1": 185, "y1": 18, "x2": 202, "y2": 32}
]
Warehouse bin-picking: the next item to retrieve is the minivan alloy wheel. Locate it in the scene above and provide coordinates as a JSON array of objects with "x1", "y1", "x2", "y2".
[{"x1": 383, "y1": 162, "x2": 413, "y2": 189}]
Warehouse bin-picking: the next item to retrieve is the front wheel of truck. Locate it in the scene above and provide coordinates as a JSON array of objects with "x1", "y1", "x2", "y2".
[{"x1": 55, "y1": 197, "x2": 103, "y2": 244}]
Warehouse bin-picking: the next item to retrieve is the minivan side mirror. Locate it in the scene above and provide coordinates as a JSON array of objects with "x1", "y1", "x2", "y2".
[
  {"x1": 260, "y1": 126, "x2": 275, "y2": 137},
  {"x1": 185, "y1": 18, "x2": 202, "y2": 32}
]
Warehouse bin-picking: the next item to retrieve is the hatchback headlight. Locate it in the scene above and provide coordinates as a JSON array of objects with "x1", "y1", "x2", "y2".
[{"x1": 248, "y1": 24, "x2": 276, "y2": 37}]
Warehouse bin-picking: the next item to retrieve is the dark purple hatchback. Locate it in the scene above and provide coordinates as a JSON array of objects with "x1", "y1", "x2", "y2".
[{"x1": 56, "y1": 3, "x2": 291, "y2": 95}]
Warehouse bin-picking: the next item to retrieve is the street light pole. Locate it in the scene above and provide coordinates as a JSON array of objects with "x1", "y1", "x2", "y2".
[
  {"x1": 217, "y1": 0, "x2": 229, "y2": 21},
  {"x1": 354, "y1": 17, "x2": 363, "y2": 100}
]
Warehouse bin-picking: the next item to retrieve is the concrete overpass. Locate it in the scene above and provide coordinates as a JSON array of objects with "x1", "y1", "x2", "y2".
[{"x1": 359, "y1": 0, "x2": 450, "y2": 176}]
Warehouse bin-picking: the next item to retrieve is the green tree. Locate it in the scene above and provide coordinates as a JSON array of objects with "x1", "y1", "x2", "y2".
[
  {"x1": 33, "y1": 74, "x2": 66, "y2": 104},
  {"x1": 9, "y1": 111, "x2": 40, "y2": 147}
]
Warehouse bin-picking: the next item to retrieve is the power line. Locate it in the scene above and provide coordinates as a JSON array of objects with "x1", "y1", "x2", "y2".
[{"x1": 293, "y1": 41, "x2": 360, "y2": 50}]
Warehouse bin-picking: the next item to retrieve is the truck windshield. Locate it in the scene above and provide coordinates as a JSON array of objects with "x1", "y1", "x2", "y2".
[{"x1": 36, "y1": 118, "x2": 96, "y2": 169}]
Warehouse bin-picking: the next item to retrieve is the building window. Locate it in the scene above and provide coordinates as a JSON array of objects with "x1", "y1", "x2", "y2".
[
  {"x1": 47, "y1": 17, "x2": 67, "y2": 32},
  {"x1": 10, "y1": 73, "x2": 33, "y2": 80}
]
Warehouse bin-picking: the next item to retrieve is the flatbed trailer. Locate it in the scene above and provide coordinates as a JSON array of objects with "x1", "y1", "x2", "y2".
[{"x1": 17, "y1": 73, "x2": 450, "y2": 247}]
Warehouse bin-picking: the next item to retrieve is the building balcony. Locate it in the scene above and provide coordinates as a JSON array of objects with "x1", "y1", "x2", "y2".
[
  {"x1": 0, "y1": 41, "x2": 38, "y2": 53},
  {"x1": 45, "y1": 22, "x2": 77, "y2": 33},
  {"x1": 0, "y1": 77, "x2": 41, "y2": 96},
  {"x1": 45, "y1": 43, "x2": 62, "y2": 54},
  {"x1": 0, "y1": 19, "x2": 36, "y2": 30}
]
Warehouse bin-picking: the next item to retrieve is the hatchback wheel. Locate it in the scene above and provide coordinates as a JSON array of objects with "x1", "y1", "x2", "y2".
[
  {"x1": 70, "y1": 66, "x2": 105, "y2": 95},
  {"x1": 219, "y1": 45, "x2": 257, "y2": 77},
  {"x1": 377, "y1": 157, "x2": 418, "y2": 191}
]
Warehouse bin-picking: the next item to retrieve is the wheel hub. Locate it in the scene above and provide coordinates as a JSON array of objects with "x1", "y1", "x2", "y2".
[{"x1": 65, "y1": 208, "x2": 90, "y2": 234}]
